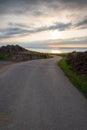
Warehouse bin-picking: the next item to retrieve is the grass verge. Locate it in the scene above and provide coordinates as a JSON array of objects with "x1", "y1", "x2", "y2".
[
  {"x1": 59, "y1": 56, "x2": 87, "y2": 97},
  {"x1": 0, "y1": 54, "x2": 8, "y2": 60}
]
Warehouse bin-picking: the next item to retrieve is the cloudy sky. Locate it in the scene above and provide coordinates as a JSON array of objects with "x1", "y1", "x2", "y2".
[{"x1": 0, "y1": 0, "x2": 87, "y2": 51}]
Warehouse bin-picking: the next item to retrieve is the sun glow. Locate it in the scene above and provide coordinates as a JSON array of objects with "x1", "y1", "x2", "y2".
[
  {"x1": 51, "y1": 49, "x2": 62, "y2": 54},
  {"x1": 50, "y1": 30, "x2": 61, "y2": 39}
]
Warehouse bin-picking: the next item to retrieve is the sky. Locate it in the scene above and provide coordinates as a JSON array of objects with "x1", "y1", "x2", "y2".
[{"x1": 0, "y1": 0, "x2": 87, "y2": 52}]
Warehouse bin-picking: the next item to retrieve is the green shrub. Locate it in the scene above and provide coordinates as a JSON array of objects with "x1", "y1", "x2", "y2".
[{"x1": 0, "y1": 54, "x2": 8, "y2": 60}]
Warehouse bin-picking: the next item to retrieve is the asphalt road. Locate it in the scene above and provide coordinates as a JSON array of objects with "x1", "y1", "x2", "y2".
[{"x1": 0, "y1": 57, "x2": 87, "y2": 130}]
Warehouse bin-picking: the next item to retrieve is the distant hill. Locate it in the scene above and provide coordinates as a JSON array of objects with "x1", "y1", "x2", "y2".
[
  {"x1": 0, "y1": 45, "x2": 51, "y2": 61},
  {"x1": 0, "y1": 45, "x2": 27, "y2": 55}
]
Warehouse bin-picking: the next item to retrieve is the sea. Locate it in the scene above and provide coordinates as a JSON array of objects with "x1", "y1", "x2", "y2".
[
  {"x1": 26, "y1": 47, "x2": 87, "y2": 54},
  {"x1": 0, "y1": 42, "x2": 87, "y2": 54}
]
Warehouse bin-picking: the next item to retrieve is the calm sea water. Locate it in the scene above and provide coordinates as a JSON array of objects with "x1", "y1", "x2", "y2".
[
  {"x1": 26, "y1": 47, "x2": 87, "y2": 54},
  {"x1": 0, "y1": 42, "x2": 87, "y2": 54}
]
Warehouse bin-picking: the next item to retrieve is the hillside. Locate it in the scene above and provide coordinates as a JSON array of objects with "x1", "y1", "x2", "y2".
[
  {"x1": 0, "y1": 45, "x2": 26, "y2": 55},
  {"x1": 0, "y1": 45, "x2": 50, "y2": 61}
]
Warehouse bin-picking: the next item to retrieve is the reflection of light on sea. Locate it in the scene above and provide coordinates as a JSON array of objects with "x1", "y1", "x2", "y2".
[
  {"x1": 51, "y1": 50, "x2": 62, "y2": 54},
  {"x1": 26, "y1": 47, "x2": 63, "y2": 54}
]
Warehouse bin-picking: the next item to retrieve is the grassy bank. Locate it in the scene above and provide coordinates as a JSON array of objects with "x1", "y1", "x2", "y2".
[
  {"x1": 0, "y1": 54, "x2": 8, "y2": 60},
  {"x1": 59, "y1": 56, "x2": 87, "y2": 97},
  {"x1": 0, "y1": 45, "x2": 52, "y2": 61}
]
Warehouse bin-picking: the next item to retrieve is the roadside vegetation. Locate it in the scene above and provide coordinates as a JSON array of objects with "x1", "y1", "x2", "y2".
[
  {"x1": 0, "y1": 45, "x2": 52, "y2": 61},
  {"x1": 0, "y1": 54, "x2": 8, "y2": 60},
  {"x1": 20, "y1": 50, "x2": 52, "y2": 58},
  {"x1": 59, "y1": 52, "x2": 87, "y2": 97}
]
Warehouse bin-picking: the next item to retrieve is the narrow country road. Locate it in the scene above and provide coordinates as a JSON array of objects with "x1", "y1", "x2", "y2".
[{"x1": 0, "y1": 57, "x2": 87, "y2": 130}]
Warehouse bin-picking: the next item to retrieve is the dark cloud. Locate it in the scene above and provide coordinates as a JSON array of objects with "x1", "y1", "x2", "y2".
[
  {"x1": 0, "y1": 0, "x2": 87, "y2": 5},
  {"x1": 0, "y1": 0, "x2": 87, "y2": 15},
  {"x1": 61, "y1": 0, "x2": 87, "y2": 4},
  {"x1": 8, "y1": 22, "x2": 30, "y2": 28},
  {"x1": 0, "y1": 27, "x2": 29, "y2": 39},
  {"x1": 75, "y1": 18, "x2": 87, "y2": 28},
  {"x1": 0, "y1": 22, "x2": 72, "y2": 39},
  {"x1": 35, "y1": 22, "x2": 72, "y2": 32}
]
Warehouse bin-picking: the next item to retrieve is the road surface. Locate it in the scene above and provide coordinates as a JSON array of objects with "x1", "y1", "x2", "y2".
[{"x1": 0, "y1": 57, "x2": 87, "y2": 130}]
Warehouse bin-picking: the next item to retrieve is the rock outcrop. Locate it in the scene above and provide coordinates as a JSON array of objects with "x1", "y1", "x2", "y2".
[{"x1": 0, "y1": 45, "x2": 26, "y2": 55}]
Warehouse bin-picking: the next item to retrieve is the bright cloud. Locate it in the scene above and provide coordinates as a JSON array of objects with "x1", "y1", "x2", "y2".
[{"x1": 0, "y1": 0, "x2": 87, "y2": 48}]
